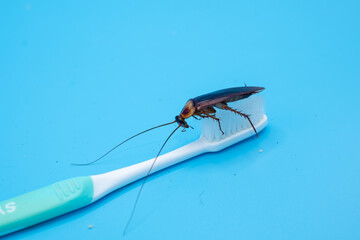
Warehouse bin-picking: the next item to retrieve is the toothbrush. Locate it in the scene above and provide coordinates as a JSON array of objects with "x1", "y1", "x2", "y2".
[{"x1": 0, "y1": 95, "x2": 267, "y2": 237}]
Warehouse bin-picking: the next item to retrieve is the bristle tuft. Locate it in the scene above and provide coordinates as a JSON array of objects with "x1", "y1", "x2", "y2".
[{"x1": 201, "y1": 95, "x2": 265, "y2": 142}]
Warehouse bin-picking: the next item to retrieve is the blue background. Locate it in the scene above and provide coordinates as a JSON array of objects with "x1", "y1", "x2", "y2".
[{"x1": 1, "y1": 1, "x2": 360, "y2": 239}]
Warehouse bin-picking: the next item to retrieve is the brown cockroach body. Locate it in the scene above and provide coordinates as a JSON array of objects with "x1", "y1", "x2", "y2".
[{"x1": 175, "y1": 86, "x2": 264, "y2": 135}]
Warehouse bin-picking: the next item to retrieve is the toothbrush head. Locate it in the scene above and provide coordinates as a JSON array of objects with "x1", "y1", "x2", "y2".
[{"x1": 201, "y1": 95, "x2": 267, "y2": 146}]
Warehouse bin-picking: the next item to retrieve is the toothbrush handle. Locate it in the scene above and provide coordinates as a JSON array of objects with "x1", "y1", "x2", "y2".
[{"x1": 0, "y1": 176, "x2": 94, "y2": 237}]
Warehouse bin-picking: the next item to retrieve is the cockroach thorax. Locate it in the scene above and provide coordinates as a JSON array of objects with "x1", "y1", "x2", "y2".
[{"x1": 180, "y1": 99, "x2": 196, "y2": 119}]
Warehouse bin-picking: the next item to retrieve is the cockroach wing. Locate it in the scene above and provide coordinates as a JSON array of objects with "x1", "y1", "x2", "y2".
[{"x1": 192, "y1": 86, "x2": 264, "y2": 110}]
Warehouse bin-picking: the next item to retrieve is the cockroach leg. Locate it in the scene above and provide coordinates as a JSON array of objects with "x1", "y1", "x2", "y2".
[
  {"x1": 199, "y1": 111, "x2": 224, "y2": 135},
  {"x1": 192, "y1": 115, "x2": 200, "y2": 120},
  {"x1": 216, "y1": 103, "x2": 258, "y2": 137}
]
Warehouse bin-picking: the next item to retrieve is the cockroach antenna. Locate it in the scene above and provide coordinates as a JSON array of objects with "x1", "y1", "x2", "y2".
[
  {"x1": 71, "y1": 120, "x2": 176, "y2": 165},
  {"x1": 123, "y1": 125, "x2": 181, "y2": 235}
]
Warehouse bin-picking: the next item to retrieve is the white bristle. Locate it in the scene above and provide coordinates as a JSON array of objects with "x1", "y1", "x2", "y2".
[{"x1": 201, "y1": 95, "x2": 265, "y2": 142}]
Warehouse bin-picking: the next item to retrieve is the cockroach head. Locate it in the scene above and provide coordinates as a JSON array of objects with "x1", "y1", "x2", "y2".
[{"x1": 175, "y1": 115, "x2": 189, "y2": 128}]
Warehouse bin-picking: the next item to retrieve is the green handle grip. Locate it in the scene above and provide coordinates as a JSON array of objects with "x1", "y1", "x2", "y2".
[{"x1": 0, "y1": 176, "x2": 94, "y2": 236}]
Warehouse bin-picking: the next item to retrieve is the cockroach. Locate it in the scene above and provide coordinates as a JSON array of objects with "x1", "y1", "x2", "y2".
[
  {"x1": 175, "y1": 86, "x2": 264, "y2": 135},
  {"x1": 73, "y1": 86, "x2": 265, "y2": 234}
]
